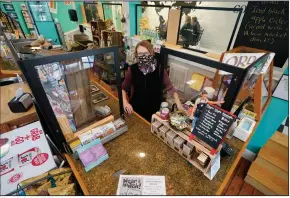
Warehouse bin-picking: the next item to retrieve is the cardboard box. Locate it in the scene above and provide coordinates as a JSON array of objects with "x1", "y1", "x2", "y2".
[
  {"x1": 173, "y1": 137, "x2": 185, "y2": 151},
  {"x1": 159, "y1": 126, "x2": 169, "y2": 139},
  {"x1": 152, "y1": 121, "x2": 162, "y2": 135},
  {"x1": 182, "y1": 143, "x2": 193, "y2": 158},
  {"x1": 166, "y1": 131, "x2": 177, "y2": 147}
]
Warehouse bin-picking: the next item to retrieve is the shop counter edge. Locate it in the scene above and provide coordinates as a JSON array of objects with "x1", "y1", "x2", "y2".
[
  {"x1": 215, "y1": 121, "x2": 260, "y2": 195},
  {"x1": 65, "y1": 153, "x2": 90, "y2": 195}
]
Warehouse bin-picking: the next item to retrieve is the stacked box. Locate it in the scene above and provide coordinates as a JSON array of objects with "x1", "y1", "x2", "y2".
[
  {"x1": 173, "y1": 136, "x2": 185, "y2": 152},
  {"x1": 159, "y1": 126, "x2": 169, "y2": 139},
  {"x1": 197, "y1": 152, "x2": 209, "y2": 167},
  {"x1": 182, "y1": 143, "x2": 194, "y2": 158},
  {"x1": 152, "y1": 121, "x2": 162, "y2": 135},
  {"x1": 166, "y1": 131, "x2": 177, "y2": 147}
]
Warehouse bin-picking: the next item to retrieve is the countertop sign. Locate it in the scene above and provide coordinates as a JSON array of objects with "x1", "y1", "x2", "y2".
[
  {"x1": 234, "y1": 1, "x2": 289, "y2": 68},
  {"x1": 193, "y1": 104, "x2": 236, "y2": 150}
]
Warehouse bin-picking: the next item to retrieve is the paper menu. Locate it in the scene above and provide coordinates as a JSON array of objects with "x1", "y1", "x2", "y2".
[{"x1": 116, "y1": 175, "x2": 166, "y2": 195}]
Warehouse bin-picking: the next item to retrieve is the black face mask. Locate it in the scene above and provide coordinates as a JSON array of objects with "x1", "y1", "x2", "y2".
[{"x1": 137, "y1": 53, "x2": 156, "y2": 75}]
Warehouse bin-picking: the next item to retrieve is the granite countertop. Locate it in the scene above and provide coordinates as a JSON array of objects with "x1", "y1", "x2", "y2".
[{"x1": 69, "y1": 111, "x2": 244, "y2": 195}]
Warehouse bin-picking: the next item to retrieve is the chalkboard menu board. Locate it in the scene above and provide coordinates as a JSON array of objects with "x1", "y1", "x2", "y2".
[
  {"x1": 234, "y1": 1, "x2": 289, "y2": 68},
  {"x1": 193, "y1": 104, "x2": 236, "y2": 150}
]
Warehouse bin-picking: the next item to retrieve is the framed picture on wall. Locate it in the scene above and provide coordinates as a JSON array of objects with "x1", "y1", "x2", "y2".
[
  {"x1": 7, "y1": 12, "x2": 18, "y2": 20},
  {"x1": 3, "y1": 4, "x2": 15, "y2": 11}
]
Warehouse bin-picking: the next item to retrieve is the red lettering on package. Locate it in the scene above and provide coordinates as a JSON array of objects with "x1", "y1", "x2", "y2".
[
  {"x1": 0, "y1": 157, "x2": 14, "y2": 176},
  {"x1": 31, "y1": 153, "x2": 49, "y2": 166},
  {"x1": 8, "y1": 173, "x2": 23, "y2": 184},
  {"x1": 15, "y1": 136, "x2": 24, "y2": 144},
  {"x1": 30, "y1": 128, "x2": 41, "y2": 141},
  {"x1": 24, "y1": 134, "x2": 31, "y2": 140},
  {"x1": 10, "y1": 141, "x2": 15, "y2": 146}
]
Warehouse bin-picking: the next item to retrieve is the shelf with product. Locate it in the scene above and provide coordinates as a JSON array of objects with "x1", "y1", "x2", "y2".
[{"x1": 17, "y1": 46, "x2": 126, "y2": 146}]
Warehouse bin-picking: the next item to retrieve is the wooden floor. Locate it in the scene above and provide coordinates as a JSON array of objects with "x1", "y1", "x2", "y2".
[{"x1": 221, "y1": 158, "x2": 264, "y2": 195}]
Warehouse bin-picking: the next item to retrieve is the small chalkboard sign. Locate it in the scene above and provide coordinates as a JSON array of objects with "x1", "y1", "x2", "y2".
[{"x1": 192, "y1": 104, "x2": 236, "y2": 152}]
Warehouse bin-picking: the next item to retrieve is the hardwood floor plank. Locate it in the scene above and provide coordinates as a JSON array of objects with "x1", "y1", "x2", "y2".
[
  {"x1": 239, "y1": 182, "x2": 255, "y2": 195},
  {"x1": 221, "y1": 158, "x2": 243, "y2": 195},
  {"x1": 253, "y1": 188, "x2": 265, "y2": 195},
  {"x1": 236, "y1": 158, "x2": 251, "y2": 178},
  {"x1": 225, "y1": 175, "x2": 244, "y2": 195}
]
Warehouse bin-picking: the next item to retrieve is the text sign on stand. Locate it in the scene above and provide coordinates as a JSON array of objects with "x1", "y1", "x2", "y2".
[{"x1": 193, "y1": 104, "x2": 236, "y2": 151}]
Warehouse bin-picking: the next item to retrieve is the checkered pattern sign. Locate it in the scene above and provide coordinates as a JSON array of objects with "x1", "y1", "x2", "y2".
[{"x1": 277, "y1": 117, "x2": 289, "y2": 136}]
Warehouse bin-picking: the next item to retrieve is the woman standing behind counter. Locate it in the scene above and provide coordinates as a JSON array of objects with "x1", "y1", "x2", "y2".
[{"x1": 122, "y1": 40, "x2": 183, "y2": 121}]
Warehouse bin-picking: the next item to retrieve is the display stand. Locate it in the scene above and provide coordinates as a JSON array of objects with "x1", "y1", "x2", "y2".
[
  {"x1": 101, "y1": 30, "x2": 123, "y2": 47},
  {"x1": 91, "y1": 21, "x2": 106, "y2": 47},
  {"x1": 212, "y1": 46, "x2": 274, "y2": 121},
  {"x1": 151, "y1": 114, "x2": 222, "y2": 180}
]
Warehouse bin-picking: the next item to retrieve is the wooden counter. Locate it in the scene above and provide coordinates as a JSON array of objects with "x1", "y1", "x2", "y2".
[{"x1": 0, "y1": 83, "x2": 38, "y2": 133}]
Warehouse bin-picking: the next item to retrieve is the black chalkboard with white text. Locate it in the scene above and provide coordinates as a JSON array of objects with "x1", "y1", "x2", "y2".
[
  {"x1": 234, "y1": 1, "x2": 289, "y2": 68},
  {"x1": 192, "y1": 104, "x2": 236, "y2": 150}
]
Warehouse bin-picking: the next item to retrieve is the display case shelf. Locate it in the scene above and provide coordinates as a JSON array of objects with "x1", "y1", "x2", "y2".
[{"x1": 17, "y1": 46, "x2": 124, "y2": 152}]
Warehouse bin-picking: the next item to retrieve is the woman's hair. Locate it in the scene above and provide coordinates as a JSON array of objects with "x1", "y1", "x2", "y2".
[
  {"x1": 134, "y1": 40, "x2": 154, "y2": 57},
  {"x1": 192, "y1": 16, "x2": 197, "y2": 23},
  {"x1": 202, "y1": 90, "x2": 208, "y2": 95},
  {"x1": 185, "y1": 16, "x2": 191, "y2": 24}
]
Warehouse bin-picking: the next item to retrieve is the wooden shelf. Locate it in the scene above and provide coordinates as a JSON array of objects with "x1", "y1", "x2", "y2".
[{"x1": 151, "y1": 114, "x2": 222, "y2": 180}]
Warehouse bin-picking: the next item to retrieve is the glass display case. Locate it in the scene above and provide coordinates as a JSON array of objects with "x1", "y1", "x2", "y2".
[
  {"x1": 17, "y1": 46, "x2": 124, "y2": 152},
  {"x1": 159, "y1": 47, "x2": 270, "y2": 113}
]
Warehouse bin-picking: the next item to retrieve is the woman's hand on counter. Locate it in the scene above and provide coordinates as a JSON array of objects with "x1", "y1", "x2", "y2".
[
  {"x1": 122, "y1": 90, "x2": 133, "y2": 115},
  {"x1": 124, "y1": 101, "x2": 134, "y2": 115}
]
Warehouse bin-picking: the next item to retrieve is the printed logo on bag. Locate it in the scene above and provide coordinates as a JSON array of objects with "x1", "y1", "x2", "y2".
[
  {"x1": 8, "y1": 173, "x2": 23, "y2": 184},
  {"x1": 0, "y1": 157, "x2": 14, "y2": 176},
  {"x1": 32, "y1": 153, "x2": 49, "y2": 166}
]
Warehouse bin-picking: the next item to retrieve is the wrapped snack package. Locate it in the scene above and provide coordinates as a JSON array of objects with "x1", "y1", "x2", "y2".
[
  {"x1": 48, "y1": 183, "x2": 76, "y2": 195},
  {"x1": 21, "y1": 172, "x2": 48, "y2": 187},
  {"x1": 113, "y1": 118, "x2": 126, "y2": 130},
  {"x1": 49, "y1": 167, "x2": 71, "y2": 175},
  {"x1": 22, "y1": 167, "x2": 73, "y2": 195},
  {"x1": 36, "y1": 181, "x2": 51, "y2": 194},
  {"x1": 78, "y1": 130, "x2": 94, "y2": 146},
  {"x1": 25, "y1": 188, "x2": 38, "y2": 195},
  {"x1": 92, "y1": 122, "x2": 116, "y2": 138},
  {"x1": 49, "y1": 167, "x2": 71, "y2": 180},
  {"x1": 56, "y1": 173, "x2": 72, "y2": 186}
]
